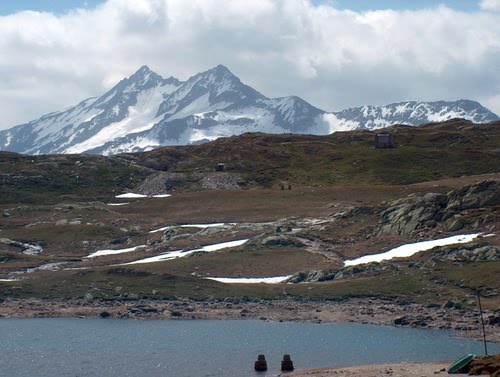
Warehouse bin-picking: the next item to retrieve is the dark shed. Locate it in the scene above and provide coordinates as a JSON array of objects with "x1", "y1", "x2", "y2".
[{"x1": 374, "y1": 133, "x2": 396, "y2": 148}]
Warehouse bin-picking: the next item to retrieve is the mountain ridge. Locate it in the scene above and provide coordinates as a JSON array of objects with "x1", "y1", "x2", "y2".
[{"x1": 0, "y1": 65, "x2": 498, "y2": 155}]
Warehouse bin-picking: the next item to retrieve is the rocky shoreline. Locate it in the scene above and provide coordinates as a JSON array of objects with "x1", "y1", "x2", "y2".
[{"x1": 0, "y1": 297, "x2": 498, "y2": 343}]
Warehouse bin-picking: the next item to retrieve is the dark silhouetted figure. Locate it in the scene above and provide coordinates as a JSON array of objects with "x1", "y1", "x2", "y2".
[
  {"x1": 254, "y1": 354, "x2": 267, "y2": 372},
  {"x1": 281, "y1": 354, "x2": 294, "y2": 372}
]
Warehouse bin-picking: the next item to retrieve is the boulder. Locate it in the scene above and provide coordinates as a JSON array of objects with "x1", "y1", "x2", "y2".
[
  {"x1": 394, "y1": 316, "x2": 410, "y2": 326},
  {"x1": 287, "y1": 270, "x2": 335, "y2": 283},
  {"x1": 442, "y1": 300, "x2": 462, "y2": 309},
  {"x1": 160, "y1": 228, "x2": 193, "y2": 241},
  {"x1": 446, "y1": 217, "x2": 464, "y2": 232},
  {"x1": 260, "y1": 236, "x2": 305, "y2": 247},
  {"x1": 487, "y1": 315, "x2": 500, "y2": 325}
]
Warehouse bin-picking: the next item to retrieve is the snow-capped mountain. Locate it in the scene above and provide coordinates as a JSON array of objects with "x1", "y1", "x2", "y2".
[
  {"x1": 329, "y1": 100, "x2": 498, "y2": 131},
  {"x1": 0, "y1": 65, "x2": 498, "y2": 155},
  {"x1": 0, "y1": 66, "x2": 180, "y2": 155}
]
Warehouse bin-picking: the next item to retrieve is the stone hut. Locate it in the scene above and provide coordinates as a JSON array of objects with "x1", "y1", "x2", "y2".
[{"x1": 374, "y1": 133, "x2": 395, "y2": 148}]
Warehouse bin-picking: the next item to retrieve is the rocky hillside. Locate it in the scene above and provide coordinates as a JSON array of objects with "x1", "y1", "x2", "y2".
[{"x1": 285, "y1": 178, "x2": 500, "y2": 284}]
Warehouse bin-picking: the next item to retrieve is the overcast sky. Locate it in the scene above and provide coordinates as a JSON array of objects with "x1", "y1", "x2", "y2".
[{"x1": 1, "y1": 0, "x2": 500, "y2": 130}]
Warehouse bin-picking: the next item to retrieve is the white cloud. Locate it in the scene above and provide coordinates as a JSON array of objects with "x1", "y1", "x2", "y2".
[
  {"x1": 481, "y1": 0, "x2": 500, "y2": 11},
  {"x1": 0, "y1": 0, "x2": 499, "y2": 130}
]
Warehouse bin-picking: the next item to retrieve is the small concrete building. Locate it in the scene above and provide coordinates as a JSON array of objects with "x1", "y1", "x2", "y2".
[
  {"x1": 374, "y1": 133, "x2": 396, "y2": 148},
  {"x1": 215, "y1": 163, "x2": 225, "y2": 172}
]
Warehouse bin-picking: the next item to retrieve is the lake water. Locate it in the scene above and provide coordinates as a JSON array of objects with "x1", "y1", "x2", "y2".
[{"x1": 0, "y1": 318, "x2": 498, "y2": 377}]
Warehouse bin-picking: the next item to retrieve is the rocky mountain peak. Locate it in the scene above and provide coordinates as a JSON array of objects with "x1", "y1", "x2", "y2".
[
  {"x1": 130, "y1": 64, "x2": 181, "y2": 86},
  {"x1": 136, "y1": 64, "x2": 152, "y2": 74},
  {"x1": 125, "y1": 65, "x2": 166, "y2": 88},
  {"x1": 208, "y1": 64, "x2": 233, "y2": 75},
  {"x1": 188, "y1": 64, "x2": 245, "y2": 92},
  {"x1": 155, "y1": 64, "x2": 265, "y2": 119}
]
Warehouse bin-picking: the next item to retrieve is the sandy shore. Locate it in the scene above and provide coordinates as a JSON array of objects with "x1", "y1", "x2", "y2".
[
  {"x1": 280, "y1": 361, "x2": 458, "y2": 377},
  {"x1": 0, "y1": 297, "x2": 498, "y2": 343}
]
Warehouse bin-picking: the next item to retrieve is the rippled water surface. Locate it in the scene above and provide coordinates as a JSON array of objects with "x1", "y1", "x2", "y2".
[{"x1": 0, "y1": 318, "x2": 498, "y2": 376}]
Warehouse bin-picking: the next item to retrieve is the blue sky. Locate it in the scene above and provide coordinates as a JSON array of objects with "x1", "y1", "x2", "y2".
[
  {"x1": 0, "y1": 0, "x2": 104, "y2": 15},
  {"x1": 0, "y1": 0, "x2": 482, "y2": 15}
]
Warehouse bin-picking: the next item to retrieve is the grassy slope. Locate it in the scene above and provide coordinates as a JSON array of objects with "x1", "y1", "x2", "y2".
[
  {"x1": 0, "y1": 152, "x2": 148, "y2": 205},
  {"x1": 0, "y1": 120, "x2": 499, "y2": 308}
]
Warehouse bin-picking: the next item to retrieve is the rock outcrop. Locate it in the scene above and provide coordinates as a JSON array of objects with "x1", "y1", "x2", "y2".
[
  {"x1": 260, "y1": 236, "x2": 305, "y2": 248},
  {"x1": 378, "y1": 193, "x2": 448, "y2": 234},
  {"x1": 287, "y1": 263, "x2": 397, "y2": 283},
  {"x1": 427, "y1": 243, "x2": 500, "y2": 262},
  {"x1": 378, "y1": 179, "x2": 500, "y2": 235}
]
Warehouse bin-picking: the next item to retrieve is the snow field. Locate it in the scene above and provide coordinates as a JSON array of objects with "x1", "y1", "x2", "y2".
[
  {"x1": 123, "y1": 239, "x2": 249, "y2": 265},
  {"x1": 114, "y1": 193, "x2": 171, "y2": 198},
  {"x1": 344, "y1": 233, "x2": 483, "y2": 266},
  {"x1": 85, "y1": 245, "x2": 147, "y2": 259},
  {"x1": 205, "y1": 276, "x2": 292, "y2": 284}
]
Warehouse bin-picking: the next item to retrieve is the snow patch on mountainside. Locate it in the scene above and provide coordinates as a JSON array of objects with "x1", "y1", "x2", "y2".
[
  {"x1": 34, "y1": 99, "x2": 101, "y2": 143},
  {"x1": 99, "y1": 136, "x2": 162, "y2": 155},
  {"x1": 65, "y1": 85, "x2": 167, "y2": 154},
  {"x1": 167, "y1": 94, "x2": 231, "y2": 122},
  {"x1": 211, "y1": 106, "x2": 266, "y2": 123},
  {"x1": 188, "y1": 117, "x2": 277, "y2": 144},
  {"x1": 320, "y1": 113, "x2": 361, "y2": 132},
  {"x1": 267, "y1": 97, "x2": 301, "y2": 123},
  {"x1": 425, "y1": 105, "x2": 485, "y2": 122},
  {"x1": 3, "y1": 132, "x2": 12, "y2": 147}
]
